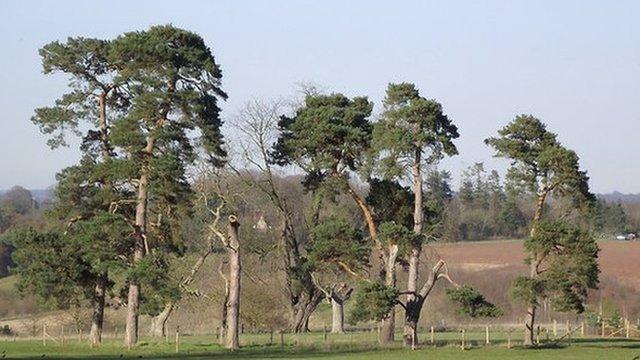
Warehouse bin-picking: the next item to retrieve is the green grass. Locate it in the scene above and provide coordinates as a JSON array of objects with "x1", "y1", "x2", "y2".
[{"x1": 0, "y1": 331, "x2": 639, "y2": 359}]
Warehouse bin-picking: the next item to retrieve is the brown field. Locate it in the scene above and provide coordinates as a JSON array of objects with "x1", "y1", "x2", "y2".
[{"x1": 433, "y1": 239, "x2": 640, "y2": 289}]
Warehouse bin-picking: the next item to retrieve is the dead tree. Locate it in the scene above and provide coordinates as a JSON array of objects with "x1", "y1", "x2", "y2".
[
  {"x1": 232, "y1": 99, "x2": 323, "y2": 333},
  {"x1": 225, "y1": 215, "x2": 241, "y2": 350}
]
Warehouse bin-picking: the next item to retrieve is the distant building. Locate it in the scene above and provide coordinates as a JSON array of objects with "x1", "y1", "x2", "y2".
[{"x1": 253, "y1": 214, "x2": 270, "y2": 232}]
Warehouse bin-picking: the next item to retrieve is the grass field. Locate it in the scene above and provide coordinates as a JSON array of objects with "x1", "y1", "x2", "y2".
[{"x1": 1, "y1": 331, "x2": 640, "y2": 359}]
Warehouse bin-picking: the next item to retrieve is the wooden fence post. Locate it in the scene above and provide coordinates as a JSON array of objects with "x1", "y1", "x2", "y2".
[
  {"x1": 114, "y1": 326, "x2": 118, "y2": 340},
  {"x1": 536, "y1": 326, "x2": 540, "y2": 344},
  {"x1": 430, "y1": 326, "x2": 434, "y2": 345},
  {"x1": 61, "y1": 325, "x2": 65, "y2": 346},
  {"x1": 461, "y1": 329, "x2": 465, "y2": 350},
  {"x1": 581, "y1": 321, "x2": 585, "y2": 337},
  {"x1": 485, "y1": 325, "x2": 490, "y2": 345},
  {"x1": 553, "y1": 319, "x2": 557, "y2": 338},
  {"x1": 175, "y1": 326, "x2": 180, "y2": 353},
  {"x1": 42, "y1": 324, "x2": 46, "y2": 346},
  {"x1": 566, "y1": 320, "x2": 570, "y2": 334},
  {"x1": 626, "y1": 319, "x2": 630, "y2": 339},
  {"x1": 270, "y1": 329, "x2": 274, "y2": 345},
  {"x1": 323, "y1": 324, "x2": 327, "y2": 342},
  {"x1": 280, "y1": 331, "x2": 284, "y2": 347},
  {"x1": 568, "y1": 325, "x2": 572, "y2": 346},
  {"x1": 507, "y1": 330, "x2": 511, "y2": 349},
  {"x1": 601, "y1": 320, "x2": 605, "y2": 337},
  {"x1": 79, "y1": 329, "x2": 83, "y2": 343}
]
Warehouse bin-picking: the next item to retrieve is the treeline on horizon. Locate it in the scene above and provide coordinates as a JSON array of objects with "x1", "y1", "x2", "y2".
[{"x1": 0, "y1": 24, "x2": 630, "y2": 349}]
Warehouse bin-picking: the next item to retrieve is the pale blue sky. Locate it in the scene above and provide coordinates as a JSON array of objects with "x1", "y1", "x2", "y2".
[{"x1": 0, "y1": 0, "x2": 638, "y2": 193}]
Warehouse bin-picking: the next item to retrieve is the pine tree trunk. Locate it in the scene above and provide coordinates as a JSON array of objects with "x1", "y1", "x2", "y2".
[
  {"x1": 225, "y1": 216, "x2": 240, "y2": 350},
  {"x1": 126, "y1": 164, "x2": 151, "y2": 348},
  {"x1": 330, "y1": 297, "x2": 345, "y2": 333},
  {"x1": 90, "y1": 272, "x2": 107, "y2": 345},
  {"x1": 379, "y1": 245, "x2": 398, "y2": 344},
  {"x1": 403, "y1": 296, "x2": 423, "y2": 347},
  {"x1": 524, "y1": 304, "x2": 536, "y2": 345},
  {"x1": 522, "y1": 192, "x2": 547, "y2": 346},
  {"x1": 380, "y1": 311, "x2": 395, "y2": 343},
  {"x1": 403, "y1": 148, "x2": 423, "y2": 347},
  {"x1": 150, "y1": 303, "x2": 173, "y2": 338}
]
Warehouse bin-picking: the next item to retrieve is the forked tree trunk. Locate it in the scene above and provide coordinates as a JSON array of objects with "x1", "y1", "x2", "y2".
[
  {"x1": 89, "y1": 272, "x2": 108, "y2": 345},
  {"x1": 225, "y1": 216, "x2": 241, "y2": 350},
  {"x1": 331, "y1": 298, "x2": 345, "y2": 333},
  {"x1": 291, "y1": 292, "x2": 323, "y2": 333},
  {"x1": 150, "y1": 303, "x2": 173, "y2": 338}
]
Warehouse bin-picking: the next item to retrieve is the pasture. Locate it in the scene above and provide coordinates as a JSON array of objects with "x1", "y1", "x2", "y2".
[{"x1": 1, "y1": 330, "x2": 640, "y2": 359}]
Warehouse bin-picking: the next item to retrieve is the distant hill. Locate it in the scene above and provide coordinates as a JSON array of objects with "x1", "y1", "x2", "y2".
[
  {"x1": 597, "y1": 192, "x2": 640, "y2": 204},
  {"x1": 0, "y1": 188, "x2": 52, "y2": 203}
]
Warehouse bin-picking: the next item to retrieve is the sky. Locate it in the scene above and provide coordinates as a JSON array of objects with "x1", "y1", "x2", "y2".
[{"x1": 0, "y1": 0, "x2": 638, "y2": 193}]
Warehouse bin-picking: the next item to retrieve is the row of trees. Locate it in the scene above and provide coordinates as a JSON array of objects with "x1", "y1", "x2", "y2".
[{"x1": 9, "y1": 25, "x2": 602, "y2": 350}]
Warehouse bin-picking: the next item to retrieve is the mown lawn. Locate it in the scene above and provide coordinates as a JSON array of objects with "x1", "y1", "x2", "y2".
[{"x1": 0, "y1": 331, "x2": 639, "y2": 359}]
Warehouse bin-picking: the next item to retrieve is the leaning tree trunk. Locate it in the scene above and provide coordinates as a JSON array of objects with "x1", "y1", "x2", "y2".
[
  {"x1": 150, "y1": 302, "x2": 173, "y2": 338},
  {"x1": 331, "y1": 296, "x2": 345, "y2": 333},
  {"x1": 291, "y1": 291, "x2": 323, "y2": 333},
  {"x1": 225, "y1": 216, "x2": 241, "y2": 350},
  {"x1": 523, "y1": 191, "x2": 547, "y2": 346},
  {"x1": 90, "y1": 272, "x2": 108, "y2": 345}
]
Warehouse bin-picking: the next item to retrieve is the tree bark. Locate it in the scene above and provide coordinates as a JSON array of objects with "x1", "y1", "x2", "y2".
[
  {"x1": 523, "y1": 191, "x2": 548, "y2": 346},
  {"x1": 331, "y1": 296, "x2": 345, "y2": 333},
  {"x1": 225, "y1": 216, "x2": 240, "y2": 350},
  {"x1": 89, "y1": 272, "x2": 107, "y2": 345},
  {"x1": 404, "y1": 147, "x2": 423, "y2": 347},
  {"x1": 149, "y1": 302, "x2": 173, "y2": 338},
  {"x1": 291, "y1": 291, "x2": 323, "y2": 333},
  {"x1": 379, "y1": 244, "x2": 399, "y2": 344},
  {"x1": 125, "y1": 142, "x2": 153, "y2": 347}
]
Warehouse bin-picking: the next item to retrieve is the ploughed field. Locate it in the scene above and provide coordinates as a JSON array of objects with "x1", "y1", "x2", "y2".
[{"x1": 434, "y1": 239, "x2": 640, "y2": 289}]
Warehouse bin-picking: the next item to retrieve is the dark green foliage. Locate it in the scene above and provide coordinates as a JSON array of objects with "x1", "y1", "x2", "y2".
[
  {"x1": 32, "y1": 37, "x2": 118, "y2": 150},
  {"x1": 377, "y1": 221, "x2": 422, "y2": 259},
  {"x1": 308, "y1": 218, "x2": 369, "y2": 272},
  {"x1": 446, "y1": 285, "x2": 502, "y2": 318},
  {"x1": 12, "y1": 229, "x2": 91, "y2": 308},
  {"x1": 454, "y1": 163, "x2": 519, "y2": 240},
  {"x1": 497, "y1": 197, "x2": 527, "y2": 237},
  {"x1": 271, "y1": 93, "x2": 373, "y2": 181},
  {"x1": 110, "y1": 25, "x2": 227, "y2": 167},
  {"x1": 12, "y1": 211, "x2": 131, "y2": 309},
  {"x1": 591, "y1": 199, "x2": 628, "y2": 234},
  {"x1": 372, "y1": 83, "x2": 459, "y2": 178},
  {"x1": 366, "y1": 179, "x2": 414, "y2": 227},
  {"x1": 512, "y1": 220, "x2": 599, "y2": 313},
  {"x1": 125, "y1": 253, "x2": 181, "y2": 316},
  {"x1": 349, "y1": 281, "x2": 400, "y2": 323},
  {"x1": 511, "y1": 277, "x2": 546, "y2": 307},
  {"x1": 485, "y1": 115, "x2": 594, "y2": 208},
  {"x1": 423, "y1": 170, "x2": 454, "y2": 235}
]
